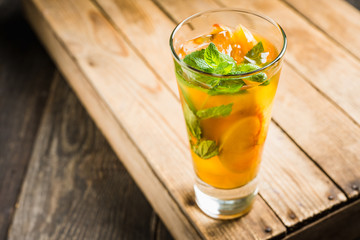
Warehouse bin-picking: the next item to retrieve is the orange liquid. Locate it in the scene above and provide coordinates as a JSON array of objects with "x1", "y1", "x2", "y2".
[{"x1": 177, "y1": 24, "x2": 280, "y2": 189}]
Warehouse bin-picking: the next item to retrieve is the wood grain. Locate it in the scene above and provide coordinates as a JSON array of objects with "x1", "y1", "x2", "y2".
[
  {"x1": 283, "y1": 0, "x2": 360, "y2": 59},
  {"x1": 261, "y1": 122, "x2": 346, "y2": 228},
  {"x1": 23, "y1": 0, "x2": 286, "y2": 239},
  {"x1": 273, "y1": 65, "x2": 360, "y2": 197},
  {"x1": 8, "y1": 73, "x2": 167, "y2": 240},
  {"x1": 22, "y1": 1, "x2": 200, "y2": 239},
  {"x1": 0, "y1": 17, "x2": 55, "y2": 240},
  {"x1": 285, "y1": 198, "x2": 360, "y2": 240},
  {"x1": 93, "y1": 0, "x2": 178, "y2": 94},
  {"x1": 107, "y1": 0, "x2": 347, "y2": 228},
  {"x1": 217, "y1": 0, "x2": 360, "y2": 128},
  {"x1": 213, "y1": 0, "x2": 360, "y2": 199}
]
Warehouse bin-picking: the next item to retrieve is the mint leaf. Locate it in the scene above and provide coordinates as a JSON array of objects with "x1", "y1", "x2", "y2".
[
  {"x1": 191, "y1": 140, "x2": 219, "y2": 159},
  {"x1": 183, "y1": 102, "x2": 201, "y2": 139},
  {"x1": 204, "y1": 43, "x2": 221, "y2": 67},
  {"x1": 208, "y1": 78, "x2": 245, "y2": 95},
  {"x1": 185, "y1": 43, "x2": 236, "y2": 75},
  {"x1": 260, "y1": 79, "x2": 270, "y2": 86},
  {"x1": 180, "y1": 42, "x2": 269, "y2": 95},
  {"x1": 244, "y1": 41, "x2": 265, "y2": 65},
  {"x1": 247, "y1": 72, "x2": 267, "y2": 83},
  {"x1": 196, "y1": 103, "x2": 233, "y2": 119},
  {"x1": 183, "y1": 49, "x2": 213, "y2": 73},
  {"x1": 219, "y1": 52, "x2": 236, "y2": 64},
  {"x1": 208, "y1": 86, "x2": 245, "y2": 95},
  {"x1": 231, "y1": 63, "x2": 267, "y2": 84},
  {"x1": 214, "y1": 62, "x2": 233, "y2": 75},
  {"x1": 235, "y1": 63, "x2": 260, "y2": 73}
]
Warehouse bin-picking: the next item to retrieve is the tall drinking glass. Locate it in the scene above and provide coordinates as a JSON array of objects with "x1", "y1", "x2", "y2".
[{"x1": 170, "y1": 9, "x2": 287, "y2": 219}]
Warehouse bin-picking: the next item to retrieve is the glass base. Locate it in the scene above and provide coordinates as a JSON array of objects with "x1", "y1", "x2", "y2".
[{"x1": 194, "y1": 177, "x2": 258, "y2": 219}]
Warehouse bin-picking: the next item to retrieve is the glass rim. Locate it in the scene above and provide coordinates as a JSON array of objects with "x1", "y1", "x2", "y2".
[{"x1": 169, "y1": 8, "x2": 287, "y2": 78}]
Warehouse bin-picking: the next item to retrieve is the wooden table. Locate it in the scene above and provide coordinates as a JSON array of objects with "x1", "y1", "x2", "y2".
[
  {"x1": 0, "y1": 12, "x2": 172, "y2": 240},
  {"x1": 1, "y1": 0, "x2": 360, "y2": 239}
]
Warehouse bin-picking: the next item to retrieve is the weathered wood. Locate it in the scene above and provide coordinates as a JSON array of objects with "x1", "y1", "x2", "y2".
[
  {"x1": 217, "y1": 0, "x2": 360, "y2": 128},
  {"x1": 13, "y1": 73, "x2": 173, "y2": 239},
  {"x1": 23, "y1": 0, "x2": 286, "y2": 239},
  {"x1": 284, "y1": 0, "x2": 360, "y2": 59},
  {"x1": 261, "y1": 122, "x2": 346, "y2": 228},
  {"x1": 109, "y1": 0, "x2": 347, "y2": 228},
  {"x1": 213, "y1": 0, "x2": 360, "y2": 199},
  {"x1": 273, "y1": 64, "x2": 360, "y2": 195},
  {"x1": 22, "y1": 1, "x2": 200, "y2": 239},
  {"x1": 0, "y1": 16, "x2": 55, "y2": 240},
  {"x1": 93, "y1": 0, "x2": 178, "y2": 94},
  {"x1": 8, "y1": 73, "x2": 160, "y2": 239},
  {"x1": 156, "y1": 0, "x2": 360, "y2": 200},
  {"x1": 285, "y1": 199, "x2": 360, "y2": 240}
]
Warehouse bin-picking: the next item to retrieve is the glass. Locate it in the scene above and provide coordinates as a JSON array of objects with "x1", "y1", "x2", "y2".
[{"x1": 170, "y1": 9, "x2": 287, "y2": 219}]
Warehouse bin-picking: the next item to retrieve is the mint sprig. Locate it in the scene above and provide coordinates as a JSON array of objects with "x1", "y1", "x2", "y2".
[
  {"x1": 196, "y1": 103, "x2": 233, "y2": 119},
  {"x1": 183, "y1": 102, "x2": 201, "y2": 140},
  {"x1": 183, "y1": 49, "x2": 213, "y2": 73},
  {"x1": 182, "y1": 42, "x2": 269, "y2": 94},
  {"x1": 181, "y1": 101, "x2": 233, "y2": 159},
  {"x1": 244, "y1": 41, "x2": 268, "y2": 65},
  {"x1": 204, "y1": 43, "x2": 221, "y2": 68},
  {"x1": 191, "y1": 140, "x2": 219, "y2": 159},
  {"x1": 184, "y1": 43, "x2": 236, "y2": 75}
]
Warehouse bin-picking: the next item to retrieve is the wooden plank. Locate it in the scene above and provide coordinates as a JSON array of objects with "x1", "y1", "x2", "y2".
[
  {"x1": 8, "y1": 73, "x2": 164, "y2": 240},
  {"x1": 213, "y1": 0, "x2": 360, "y2": 199},
  {"x1": 0, "y1": 17, "x2": 55, "y2": 240},
  {"x1": 93, "y1": 0, "x2": 177, "y2": 94},
  {"x1": 217, "y1": 0, "x2": 360, "y2": 127},
  {"x1": 103, "y1": 0, "x2": 347, "y2": 228},
  {"x1": 23, "y1": 0, "x2": 286, "y2": 239},
  {"x1": 261, "y1": 121, "x2": 346, "y2": 228},
  {"x1": 272, "y1": 65, "x2": 360, "y2": 197},
  {"x1": 285, "y1": 199, "x2": 360, "y2": 240},
  {"x1": 283, "y1": 0, "x2": 360, "y2": 59},
  {"x1": 152, "y1": 0, "x2": 218, "y2": 23},
  {"x1": 22, "y1": 2, "x2": 200, "y2": 239}
]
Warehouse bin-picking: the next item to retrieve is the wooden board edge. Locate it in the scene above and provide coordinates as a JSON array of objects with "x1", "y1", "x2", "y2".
[
  {"x1": 284, "y1": 198, "x2": 360, "y2": 240},
  {"x1": 22, "y1": 0, "x2": 203, "y2": 239}
]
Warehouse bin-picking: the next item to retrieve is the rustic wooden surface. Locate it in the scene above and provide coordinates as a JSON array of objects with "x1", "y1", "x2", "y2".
[
  {"x1": 96, "y1": 0, "x2": 350, "y2": 229},
  {"x1": 214, "y1": 0, "x2": 360, "y2": 198},
  {"x1": 0, "y1": 14, "x2": 171, "y2": 240},
  {"x1": 21, "y1": 0, "x2": 286, "y2": 239},
  {"x1": 0, "y1": 16, "x2": 54, "y2": 240},
  {"x1": 1, "y1": 0, "x2": 360, "y2": 239},
  {"x1": 8, "y1": 73, "x2": 170, "y2": 240}
]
